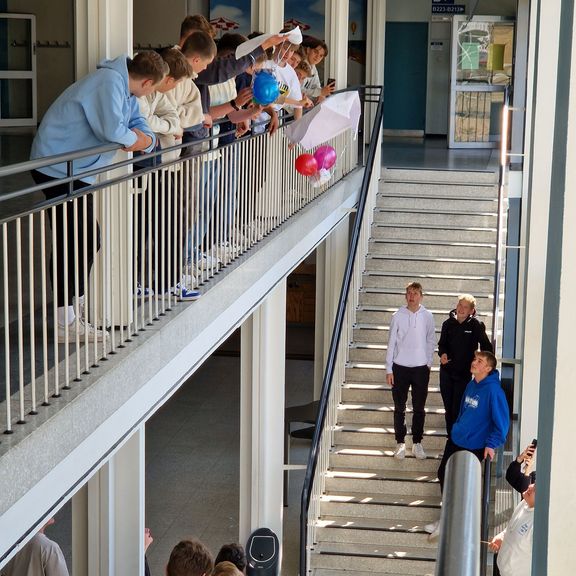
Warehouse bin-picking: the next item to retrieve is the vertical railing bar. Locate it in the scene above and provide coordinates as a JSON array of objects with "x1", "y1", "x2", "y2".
[
  {"x1": 28, "y1": 214, "x2": 37, "y2": 415},
  {"x1": 39, "y1": 211, "x2": 50, "y2": 405},
  {"x1": 15, "y1": 219, "x2": 26, "y2": 422},
  {"x1": 3, "y1": 223, "x2": 12, "y2": 432},
  {"x1": 72, "y1": 198, "x2": 81, "y2": 383}
]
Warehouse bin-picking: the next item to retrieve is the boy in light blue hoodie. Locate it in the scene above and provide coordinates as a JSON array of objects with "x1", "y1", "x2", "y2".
[{"x1": 30, "y1": 51, "x2": 167, "y2": 343}]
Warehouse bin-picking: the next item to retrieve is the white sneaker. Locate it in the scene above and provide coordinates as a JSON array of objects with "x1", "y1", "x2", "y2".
[
  {"x1": 58, "y1": 318, "x2": 109, "y2": 343},
  {"x1": 196, "y1": 252, "x2": 221, "y2": 270},
  {"x1": 429, "y1": 522, "x2": 441, "y2": 541},
  {"x1": 135, "y1": 283, "x2": 154, "y2": 298},
  {"x1": 393, "y1": 443, "x2": 406, "y2": 459},
  {"x1": 412, "y1": 442, "x2": 427, "y2": 460},
  {"x1": 424, "y1": 519, "x2": 440, "y2": 534}
]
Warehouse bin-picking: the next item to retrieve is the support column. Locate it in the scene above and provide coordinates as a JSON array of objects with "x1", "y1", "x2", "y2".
[
  {"x1": 72, "y1": 426, "x2": 145, "y2": 576},
  {"x1": 325, "y1": 0, "x2": 350, "y2": 89},
  {"x1": 518, "y1": 0, "x2": 561, "y2": 449},
  {"x1": 239, "y1": 280, "x2": 287, "y2": 545},
  {"x1": 314, "y1": 219, "x2": 350, "y2": 398},
  {"x1": 251, "y1": 0, "x2": 284, "y2": 34},
  {"x1": 532, "y1": 2, "x2": 576, "y2": 574}
]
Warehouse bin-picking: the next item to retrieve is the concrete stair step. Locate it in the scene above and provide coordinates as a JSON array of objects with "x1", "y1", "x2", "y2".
[
  {"x1": 373, "y1": 208, "x2": 497, "y2": 228},
  {"x1": 319, "y1": 491, "x2": 441, "y2": 523},
  {"x1": 361, "y1": 270, "x2": 495, "y2": 293},
  {"x1": 334, "y1": 426, "x2": 446, "y2": 450},
  {"x1": 337, "y1": 404, "x2": 446, "y2": 428},
  {"x1": 365, "y1": 254, "x2": 497, "y2": 276},
  {"x1": 310, "y1": 543, "x2": 436, "y2": 576},
  {"x1": 358, "y1": 289, "x2": 497, "y2": 312},
  {"x1": 324, "y1": 469, "x2": 440, "y2": 497},
  {"x1": 348, "y1": 346, "x2": 441, "y2": 367},
  {"x1": 382, "y1": 167, "x2": 498, "y2": 185},
  {"x1": 352, "y1": 324, "x2": 443, "y2": 341},
  {"x1": 370, "y1": 222, "x2": 498, "y2": 243},
  {"x1": 329, "y1": 450, "x2": 442, "y2": 474},
  {"x1": 354, "y1": 308, "x2": 493, "y2": 329},
  {"x1": 315, "y1": 515, "x2": 435, "y2": 547},
  {"x1": 345, "y1": 365, "x2": 441, "y2": 386},
  {"x1": 379, "y1": 180, "x2": 498, "y2": 198},
  {"x1": 368, "y1": 239, "x2": 496, "y2": 260},
  {"x1": 341, "y1": 384, "x2": 444, "y2": 407},
  {"x1": 376, "y1": 194, "x2": 498, "y2": 213}
]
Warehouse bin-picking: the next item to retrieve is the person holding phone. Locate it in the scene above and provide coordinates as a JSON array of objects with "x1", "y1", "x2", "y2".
[
  {"x1": 301, "y1": 36, "x2": 335, "y2": 102},
  {"x1": 506, "y1": 440, "x2": 537, "y2": 493}
]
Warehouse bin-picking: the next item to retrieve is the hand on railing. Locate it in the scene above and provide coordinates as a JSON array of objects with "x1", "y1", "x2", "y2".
[{"x1": 123, "y1": 128, "x2": 153, "y2": 152}]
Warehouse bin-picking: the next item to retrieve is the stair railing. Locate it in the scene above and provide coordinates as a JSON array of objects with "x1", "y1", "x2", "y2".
[
  {"x1": 299, "y1": 86, "x2": 384, "y2": 576},
  {"x1": 480, "y1": 85, "x2": 512, "y2": 576}
]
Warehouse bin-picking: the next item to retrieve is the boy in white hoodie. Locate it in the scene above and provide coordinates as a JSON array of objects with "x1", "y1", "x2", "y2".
[{"x1": 385, "y1": 282, "x2": 436, "y2": 460}]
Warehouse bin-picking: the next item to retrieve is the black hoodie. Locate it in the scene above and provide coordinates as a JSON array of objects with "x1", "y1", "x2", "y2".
[{"x1": 437, "y1": 309, "x2": 493, "y2": 377}]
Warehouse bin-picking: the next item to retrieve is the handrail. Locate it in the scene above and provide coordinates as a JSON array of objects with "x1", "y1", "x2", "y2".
[
  {"x1": 480, "y1": 85, "x2": 511, "y2": 576},
  {"x1": 299, "y1": 86, "x2": 384, "y2": 576},
  {"x1": 435, "y1": 451, "x2": 482, "y2": 576}
]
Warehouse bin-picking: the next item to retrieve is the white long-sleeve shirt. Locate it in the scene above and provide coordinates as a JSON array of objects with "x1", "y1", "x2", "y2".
[
  {"x1": 385, "y1": 305, "x2": 436, "y2": 373},
  {"x1": 497, "y1": 500, "x2": 534, "y2": 576}
]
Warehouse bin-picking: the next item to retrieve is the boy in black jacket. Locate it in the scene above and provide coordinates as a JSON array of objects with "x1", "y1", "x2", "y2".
[{"x1": 438, "y1": 294, "x2": 493, "y2": 435}]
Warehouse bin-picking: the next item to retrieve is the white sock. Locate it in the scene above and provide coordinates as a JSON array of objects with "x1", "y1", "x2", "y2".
[{"x1": 57, "y1": 305, "x2": 75, "y2": 327}]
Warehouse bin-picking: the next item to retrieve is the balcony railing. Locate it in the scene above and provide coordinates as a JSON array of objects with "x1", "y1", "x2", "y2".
[{"x1": 0, "y1": 88, "x2": 381, "y2": 438}]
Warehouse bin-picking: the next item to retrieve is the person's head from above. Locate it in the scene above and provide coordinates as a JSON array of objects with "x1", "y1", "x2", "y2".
[
  {"x1": 302, "y1": 36, "x2": 328, "y2": 66},
  {"x1": 217, "y1": 33, "x2": 248, "y2": 58},
  {"x1": 405, "y1": 281, "x2": 423, "y2": 312},
  {"x1": 246, "y1": 52, "x2": 267, "y2": 75},
  {"x1": 212, "y1": 561, "x2": 243, "y2": 576},
  {"x1": 155, "y1": 47, "x2": 192, "y2": 93},
  {"x1": 166, "y1": 538, "x2": 213, "y2": 576},
  {"x1": 456, "y1": 293, "x2": 476, "y2": 322},
  {"x1": 128, "y1": 51, "x2": 169, "y2": 97},
  {"x1": 470, "y1": 350, "x2": 497, "y2": 382},
  {"x1": 145, "y1": 527, "x2": 154, "y2": 552},
  {"x1": 181, "y1": 30, "x2": 217, "y2": 74},
  {"x1": 295, "y1": 60, "x2": 312, "y2": 83},
  {"x1": 39, "y1": 517, "x2": 55, "y2": 534},
  {"x1": 215, "y1": 544, "x2": 247, "y2": 574},
  {"x1": 523, "y1": 483, "x2": 536, "y2": 508},
  {"x1": 180, "y1": 14, "x2": 216, "y2": 44}
]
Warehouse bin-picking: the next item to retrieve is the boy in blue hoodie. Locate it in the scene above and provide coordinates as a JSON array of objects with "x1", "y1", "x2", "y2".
[
  {"x1": 426, "y1": 350, "x2": 509, "y2": 538},
  {"x1": 30, "y1": 52, "x2": 167, "y2": 342}
]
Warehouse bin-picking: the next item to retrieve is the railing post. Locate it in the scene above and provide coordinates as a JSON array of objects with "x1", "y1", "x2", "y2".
[{"x1": 480, "y1": 458, "x2": 492, "y2": 576}]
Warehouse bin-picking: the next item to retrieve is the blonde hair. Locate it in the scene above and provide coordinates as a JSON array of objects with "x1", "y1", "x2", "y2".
[
  {"x1": 458, "y1": 294, "x2": 477, "y2": 308},
  {"x1": 212, "y1": 561, "x2": 243, "y2": 576},
  {"x1": 405, "y1": 282, "x2": 423, "y2": 295}
]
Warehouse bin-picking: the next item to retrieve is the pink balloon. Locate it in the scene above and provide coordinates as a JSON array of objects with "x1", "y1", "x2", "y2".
[{"x1": 313, "y1": 145, "x2": 337, "y2": 170}]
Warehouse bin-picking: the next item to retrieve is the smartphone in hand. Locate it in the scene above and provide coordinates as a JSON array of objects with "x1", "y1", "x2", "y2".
[{"x1": 326, "y1": 78, "x2": 336, "y2": 86}]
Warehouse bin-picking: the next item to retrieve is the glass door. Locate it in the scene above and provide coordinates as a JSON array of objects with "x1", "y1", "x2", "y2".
[
  {"x1": 0, "y1": 13, "x2": 37, "y2": 126},
  {"x1": 448, "y1": 16, "x2": 514, "y2": 148}
]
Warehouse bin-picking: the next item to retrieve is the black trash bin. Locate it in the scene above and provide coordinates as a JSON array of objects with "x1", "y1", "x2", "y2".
[{"x1": 246, "y1": 527, "x2": 280, "y2": 576}]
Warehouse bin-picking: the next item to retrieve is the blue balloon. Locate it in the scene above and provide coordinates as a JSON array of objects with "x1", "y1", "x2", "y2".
[{"x1": 253, "y1": 71, "x2": 280, "y2": 106}]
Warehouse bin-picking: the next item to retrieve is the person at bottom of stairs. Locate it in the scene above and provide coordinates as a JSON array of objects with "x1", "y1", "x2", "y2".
[
  {"x1": 425, "y1": 350, "x2": 510, "y2": 540},
  {"x1": 386, "y1": 282, "x2": 436, "y2": 460}
]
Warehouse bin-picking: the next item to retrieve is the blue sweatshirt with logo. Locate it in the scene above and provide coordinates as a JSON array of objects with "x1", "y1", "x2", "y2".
[
  {"x1": 451, "y1": 369, "x2": 509, "y2": 450},
  {"x1": 31, "y1": 55, "x2": 155, "y2": 183}
]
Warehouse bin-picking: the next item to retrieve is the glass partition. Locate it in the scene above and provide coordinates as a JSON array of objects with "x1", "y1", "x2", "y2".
[{"x1": 449, "y1": 16, "x2": 514, "y2": 148}]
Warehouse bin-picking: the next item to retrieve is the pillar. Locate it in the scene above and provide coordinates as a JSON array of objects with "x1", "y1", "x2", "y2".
[
  {"x1": 71, "y1": 426, "x2": 145, "y2": 576},
  {"x1": 325, "y1": 0, "x2": 349, "y2": 89},
  {"x1": 517, "y1": 0, "x2": 561, "y2": 450},
  {"x1": 251, "y1": 0, "x2": 284, "y2": 34},
  {"x1": 314, "y1": 220, "x2": 350, "y2": 397},
  {"x1": 239, "y1": 280, "x2": 287, "y2": 544},
  {"x1": 525, "y1": 1, "x2": 576, "y2": 573}
]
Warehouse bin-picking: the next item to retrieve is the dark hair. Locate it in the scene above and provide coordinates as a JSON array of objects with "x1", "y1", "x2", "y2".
[
  {"x1": 248, "y1": 31, "x2": 264, "y2": 39},
  {"x1": 128, "y1": 51, "x2": 168, "y2": 84},
  {"x1": 180, "y1": 14, "x2": 215, "y2": 40},
  {"x1": 217, "y1": 33, "x2": 248, "y2": 57},
  {"x1": 302, "y1": 36, "x2": 329, "y2": 57},
  {"x1": 167, "y1": 538, "x2": 214, "y2": 576},
  {"x1": 181, "y1": 30, "x2": 217, "y2": 60},
  {"x1": 215, "y1": 544, "x2": 247, "y2": 573},
  {"x1": 159, "y1": 47, "x2": 192, "y2": 81},
  {"x1": 475, "y1": 350, "x2": 498, "y2": 371}
]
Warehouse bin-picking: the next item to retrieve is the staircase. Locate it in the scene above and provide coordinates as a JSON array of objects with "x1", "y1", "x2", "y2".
[{"x1": 310, "y1": 167, "x2": 502, "y2": 576}]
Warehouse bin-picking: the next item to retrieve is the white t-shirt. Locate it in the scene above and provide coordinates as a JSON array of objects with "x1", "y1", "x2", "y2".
[{"x1": 497, "y1": 500, "x2": 534, "y2": 576}]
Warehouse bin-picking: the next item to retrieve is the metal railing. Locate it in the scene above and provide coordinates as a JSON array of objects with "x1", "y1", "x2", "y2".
[
  {"x1": 299, "y1": 86, "x2": 383, "y2": 576},
  {"x1": 0, "y1": 90, "x2": 373, "y2": 437}
]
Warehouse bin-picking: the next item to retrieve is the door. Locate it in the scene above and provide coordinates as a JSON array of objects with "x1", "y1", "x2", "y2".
[
  {"x1": 383, "y1": 22, "x2": 428, "y2": 135},
  {"x1": 0, "y1": 13, "x2": 37, "y2": 126}
]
